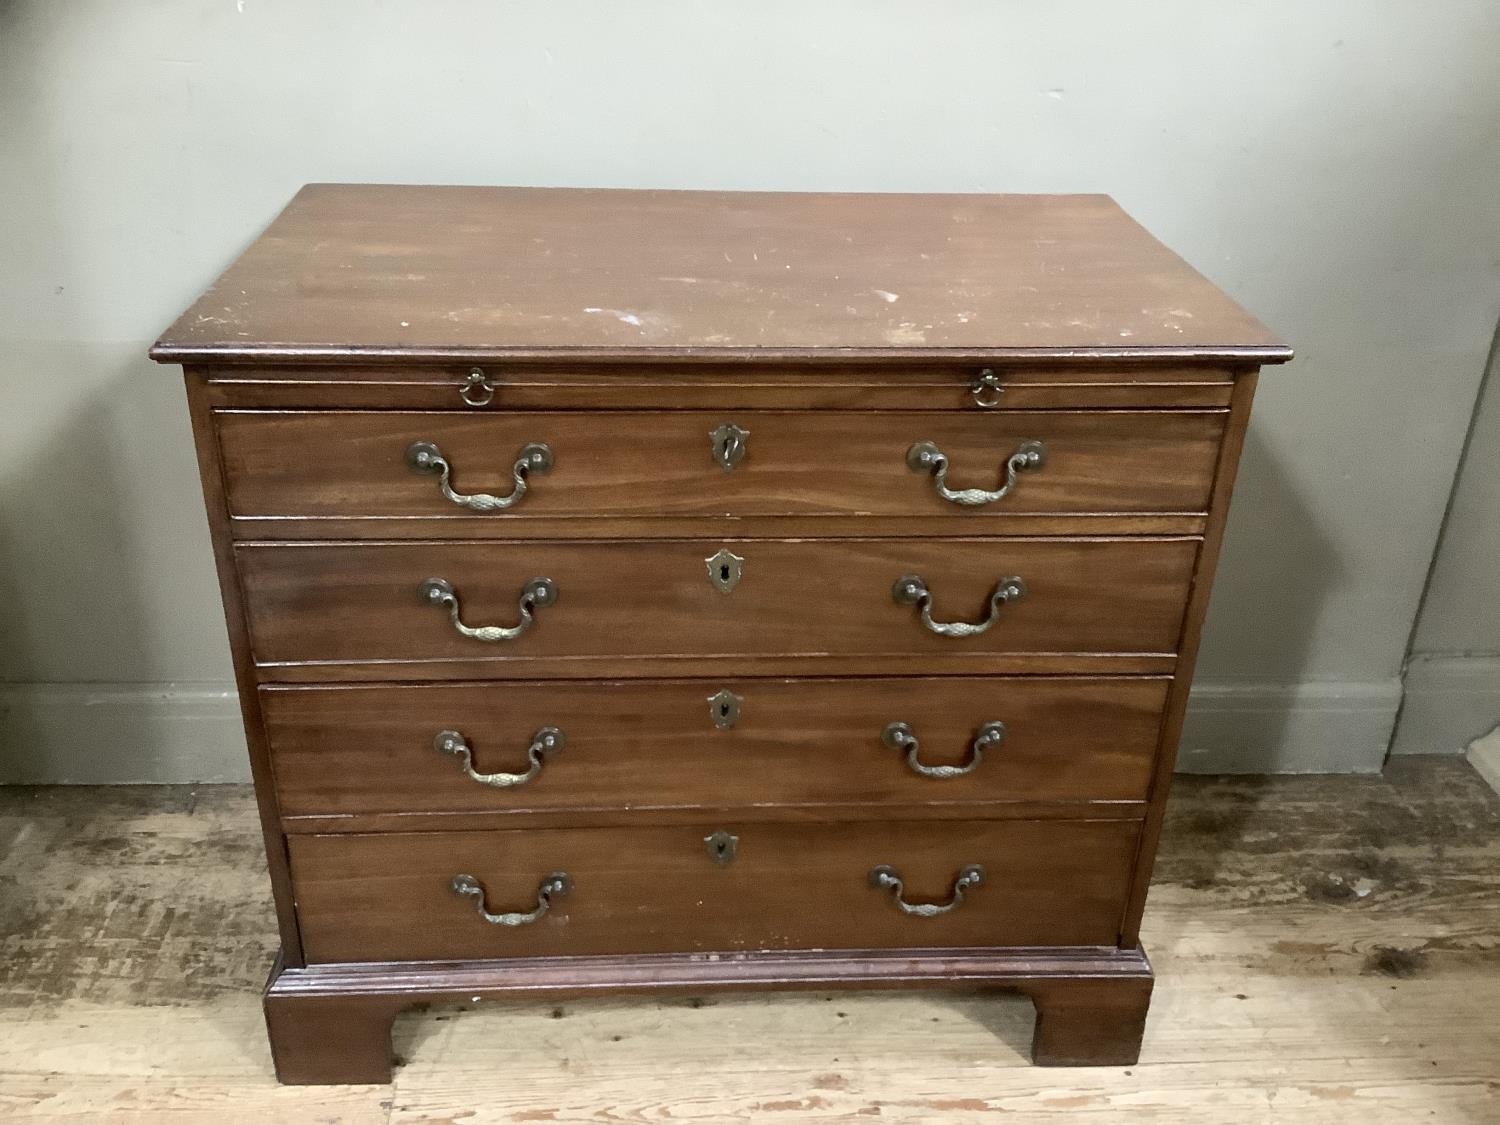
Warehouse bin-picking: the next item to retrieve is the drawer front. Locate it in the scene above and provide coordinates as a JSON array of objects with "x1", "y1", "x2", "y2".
[
  {"x1": 289, "y1": 818, "x2": 1141, "y2": 962},
  {"x1": 216, "y1": 409, "x2": 1224, "y2": 523},
  {"x1": 206, "y1": 363, "x2": 1238, "y2": 411},
  {"x1": 263, "y1": 677, "x2": 1169, "y2": 820},
  {"x1": 238, "y1": 537, "x2": 1197, "y2": 669}
]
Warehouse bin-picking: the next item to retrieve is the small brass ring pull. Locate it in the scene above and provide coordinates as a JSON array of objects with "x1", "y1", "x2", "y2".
[
  {"x1": 906, "y1": 439, "x2": 1046, "y2": 507},
  {"x1": 460, "y1": 368, "x2": 496, "y2": 407},
  {"x1": 970, "y1": 368, "x2": 1005, "y2": 408},
  {"x1": 450, "y1": 872, "x2": 570, "y2": 926},
  {"x1": 892, "y1": 574, "x2": 1026, "y2": 637},
  {"x1": 436, "y1": 727, "x2": 564, "y2": 788},
  {"x1": 882, "y1": 720, "x2": 1006, "y2": 779},
  {"x1": 869, "y1": 864, "x2": 985, "y2": 917},
  {"x1": 406, "y1": 439, "x2": 553, "y2": 512},
  {"x1": 419, "y1": 576, "x2": 557, "y2": 642}
]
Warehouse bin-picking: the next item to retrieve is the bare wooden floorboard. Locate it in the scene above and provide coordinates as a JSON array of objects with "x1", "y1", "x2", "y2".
[{"x1": 1, "y1": 760, "x2": 1497, "y2": 1123}]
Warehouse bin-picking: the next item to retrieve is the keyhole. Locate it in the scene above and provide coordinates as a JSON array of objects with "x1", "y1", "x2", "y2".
[
  {"x1": 720, "y1": 563, "x2": 731, "y2": 583},
  {"x1": 704, "y1": 830, "x2": 739, "y2": 865},
  {"x1": 707, "y1": 689, "x2": 740, "y2": 729}
]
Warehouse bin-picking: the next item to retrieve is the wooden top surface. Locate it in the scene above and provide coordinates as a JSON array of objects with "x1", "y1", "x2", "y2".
[{"x1": 152, "y1": 184, "x2": 1290, "y2": 365}]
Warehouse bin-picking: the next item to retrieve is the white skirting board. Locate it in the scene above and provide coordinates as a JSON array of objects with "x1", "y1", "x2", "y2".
[
  {"x1": 1176, "y1": 679, "x2": 1403, "y2": 775},
  {"x1": 1466, "y1": 727, "x2": 1500, "y2": 796},
  {"x1": 0, "y1": 678, "x2": 1406, "y2": 784},
  {"x1": 1388, "y1": 655, "x2": 1500, "y2": 756},
  {"x1": 0, "y1": 683, "x2": 247, "y2": 784}
]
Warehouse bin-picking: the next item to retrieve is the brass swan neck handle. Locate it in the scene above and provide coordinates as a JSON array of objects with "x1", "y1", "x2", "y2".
[
  {"x1": 906, "y1": 439, "x2": 1046, "y2": 507},
  {"x1": 407, "y1": 439, "x2": 553, "y2": 511},
  {"x1": 450, "y1": 872, "x2": 571, "y2": 926},
  {"x1": 892, "y1": 574, "x2": 1027, "y2": 637},
  {"x1": 882, "y1": 721, "x2": 1006, "y2": 779},
  {"x1": 435, "y1": 727, "x2": 564, "y2": 787},
  {"x1": 418, "y1": 576, "x2": 557, "y2": 643},
  {"x1": 869, "y1": 864, "x2": 985, "y2": 917}
]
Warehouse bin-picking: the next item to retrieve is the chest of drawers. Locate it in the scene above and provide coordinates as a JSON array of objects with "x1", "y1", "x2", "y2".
[{"x1": 153, "y1": 185, "x2": 1289, "y2": 1084}]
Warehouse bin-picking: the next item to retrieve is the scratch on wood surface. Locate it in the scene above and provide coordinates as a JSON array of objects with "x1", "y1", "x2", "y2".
[{"x1": 583, "y1": 307, "x2": 644, "y2": 328}]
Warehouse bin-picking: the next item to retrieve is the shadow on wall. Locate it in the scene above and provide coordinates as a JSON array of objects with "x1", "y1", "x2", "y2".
[
  {"x1": 0, "y1": 4, "x2": 243, "y2": 783},
  {"x1": 0, "y1": 356, "x2": 243, "y2": 784},
  {"x1": 0, "y1": 364, "x2": 153, "y2": 777},
  {"x1": 1178, "y1": 425, "x2": 1369, "y2": 774}
]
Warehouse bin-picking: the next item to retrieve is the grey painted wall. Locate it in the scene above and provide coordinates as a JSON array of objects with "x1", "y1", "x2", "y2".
[
  {"x1": 1412, "y1": 339, "x2": 1500, "y2": 656},
  {"x1": 3, "y1": 1, "x2": 1499, "y2": 780},
  {"x1": 1392, "y1": 326, "x2": 1500, "y2": 754}
]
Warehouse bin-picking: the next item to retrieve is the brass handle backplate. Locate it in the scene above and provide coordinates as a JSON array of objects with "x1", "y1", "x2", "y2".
[
  {"x1": 892, "y1": 574, "x2": 1026, "y2": 637},
  {"x1": 906, "y1": 439, "x2": 1046, "y2": 507},
  {"x1": 435, "y1": 727, "x2": 564, "y2": 788},
  {"x1": 406, "y1": 439, "x2": 553, "y2": 511},
  {"x1": 450, "y1": 872, "x2": 570, "y2": 926},
  {"x1": 882, "y1": 720, "x2": 1006, "y2": 779},
  {"x1": 419, "y1": 576, "x2": 557, "y2": 642},
  {"x1": 869, "y1": 864, "x2": 985, "y2": 917}
]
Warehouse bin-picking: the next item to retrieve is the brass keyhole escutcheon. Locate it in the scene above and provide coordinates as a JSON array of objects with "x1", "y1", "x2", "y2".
[
  {"x1": 709, "y1": 422, "x2": 749, "y2": 470},
  {"x1": 705, "y1": 830, "x2": 739, "y2": 865},
  {"x1": 708, "y1": 689, "x2": 742, "y2": 729},
  {"x1": 706, "y1": 548, "x2": 744, "y2": 594}
]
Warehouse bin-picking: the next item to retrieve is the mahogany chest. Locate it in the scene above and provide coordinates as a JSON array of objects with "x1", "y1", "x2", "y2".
[{"x1": 152, "y1": 184, "x2": 1289, "y2": 1083}]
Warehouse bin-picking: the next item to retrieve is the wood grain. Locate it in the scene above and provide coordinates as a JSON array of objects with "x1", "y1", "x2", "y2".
[
  {"x1": 235, "y1": 536, "x2": 1199, "y2": 672},
  {"x1": 148, "y1": 185, "x2": 1291, "y2": 1087},
  {"x1": 264, "y1": 948, "x2": 1155, "y2": 1082},
  {"x1": 183, "y1": 370, "x2": 305, "y2": 964},
  {"x1": 286, "y1": 819, "x2": 1142, "y2": 963},
  {"x1": 215, "y1": 408, "x2": 1225, "y2": 524},
  {"x1": 1122, "y1": 372, "x2": 1257, "y2": 944},
  {"x1": 228, "y1": 512, "x2": 1211, "y2": 543},
  {"x1": 2, "y1": 761, "x2": 1495, "y2": 1119},
  {"x1": 203, "y1": 361, "x2": 1241, "y2": 411},
  {"x1": 261, "y1": 676, "x2": 1169, "y2": 825},
  {"x1": 150, "y1": 185, "x2": 1291, "y2": 364}
]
